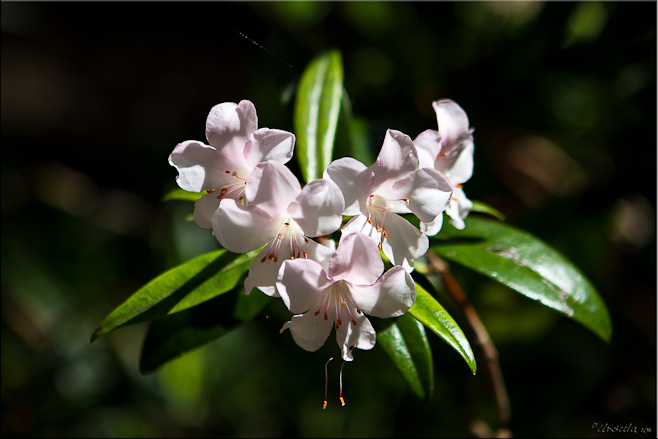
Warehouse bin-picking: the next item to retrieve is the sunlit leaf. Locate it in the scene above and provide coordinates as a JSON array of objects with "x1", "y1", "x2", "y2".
[
  {"x1": 378, "y1": 313, "x2": 434, "y2": 401},
  {"x1": 470, "y1": 200, "x2": 506, "y2": 221},
  {"x1": 433, "y1": 217, "x2": 612, "y2": 342},
  {"x1": 89, "y1": 249, "x2": 257, "y2": 342},
  {"x1": 408, "y1": 283, "x2": 477, "y2": 374},
  {"x1": 294, "y1": 50, "x2": 344, "y2": 182},
  {"x1": 163, "y1": 188, "x2": 204, "y2": 202},
  {"x1": 139, "y1": 286, "x2": 273, "y2": 374}
]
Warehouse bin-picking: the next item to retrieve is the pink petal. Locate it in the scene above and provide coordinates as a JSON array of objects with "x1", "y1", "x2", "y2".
[
  {"x1": 432, "y1": 99, "x2": 470, "y2": 154},
  {"x1": 288, "y1": 179, "x2": 345, "y2": 238},
  {"x1": 244, "y1": 235, "x2": 334, "y2": 297},
  {"x1": 212, "y1": 199, "x2": 278, "y2": 253},
  {"x1": 370, "y1": 129, "x2": 418, "y2": 190},
  {"x1": 421, "y1": 213, "x2": 444, "y2": 236},
  {"x1": 244, "y1": 128, "x2": 295, "y2": 168},
  {"x1": 205, "y1": 100, "x2": 257, "y2": 152},
  {"x1": 245, "y1": 161, "x2": 301, "y2": 214},
  {"x1": 413, "y1": 129, "x2": 442, "y2": 169},
  {"x1": 334, "y1": 312, "x2": 376, "y2": 361},
  {"x1": 193, "y1": 191, "x2": 221, "y2": 229},
  {"x1": 436, "y1": 141, "x2": 474, "y2": 185},
  {"x1": 168, "y1": 140, "x2": 231, "y2": 192},
  {"x1": 349, "y1": 266, "x2": 416, "y2": 318},
  {"x1": 280, "y1": 313, "x2": 334, "y2": 353},
  {"x1": 328, "y1": 232, "x2": 383, "y2": 286},
  {"x1": 379, "y1": 212, "x2": 429, "y2": 272},
  {"x1": 276, "y1": 258, "x2": 331, "y2": 313},
  {"x1": 324, "y1": 157, "x2": 371, "y2": 216}
]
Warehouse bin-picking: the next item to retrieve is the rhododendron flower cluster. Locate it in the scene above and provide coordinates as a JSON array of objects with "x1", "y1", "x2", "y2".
[{"x1": 170, "y1": 98, "x2": 475, "y2": 361}]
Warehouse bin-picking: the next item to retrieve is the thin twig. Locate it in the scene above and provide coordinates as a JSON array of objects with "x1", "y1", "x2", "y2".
[{"x1": 426, "y1": 252, "x2": 511, "y2": 435}]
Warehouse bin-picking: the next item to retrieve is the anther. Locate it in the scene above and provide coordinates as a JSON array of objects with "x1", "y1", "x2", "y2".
[
  {"x1": 383, "y1": 232, "x2": 388, "y2": 238},
  {"x1": 367, "y1": 218, "x2": 373, "y2": 224},
  {"x1": 455, "y1": 184, "x2": 463, "y2": 188},
  {"x1": 232, "y1": 171, "x2": 238, "y2": 177},
  {"x1": 340, "y1": 302, "x2": 347, "y2": 307},
  {"x1": 351, "y1": 319, "x2": 357, "y2": 325},
  {"x1": 340, "y1": 397, "x2": 346, "y2": 407},
  {"x1": 314, "y1": 310, "x2": 321, "y2": 317},
  {"x1": 260, "y1": 256, "x2": 267, "y2": 263},
  {"x1": 451, "y1": 197, "x2": 458, "y2": 201},
  {"x1": 376, "y1": 226, "x2": 382, "y2": 232},
  {"x1": 440, "y1": 152, "x2": 448, "y2": 157},
  {"x1": 225, "y1": 170, "x2": 231, "y2": 174},
  {"x1": 303, "y1": 252, "x2": 308, "y2": 258},
  {"x1": 206, "y1": 189, "x2": 216, "y2": 194}
]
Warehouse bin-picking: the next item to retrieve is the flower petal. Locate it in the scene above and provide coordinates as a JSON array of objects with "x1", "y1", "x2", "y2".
[
  {"x1": 413, "y1": 129, "x2": 442, "y2": 169},
  {"x1": 445, "y1": 187, "x2": 473, "y2": 230},
  {"x1": 212, "y1": 199, "x2": 278, "y2": 253},
  {"x1": 193, "y1": 191, "x2": 221, "y2": 229},
  {"x1": 245, "y1": 161, "x2": 301, "y2": 213},
  {"x1": 328, "y1": 232, "x2": 383, "y2": 286},
  {"x1": 436, "y1": 141, "x2": 474, "y2": 185},
  {"x1": 433, "y1": 99, "x2": 470, "y2": 153},
  {"x1": 277, "y1": 258, "x2": 331, "y2": 314},
  {"x1": 335, "y1": 312, "x2": 376, "y2": 361},
  {"x1": 205, "y1": 100, "x2": 257, "y2": 153},
  {"x1": 244, "y1": 236, "x2": 334, "y2": 297},
  {"x1": 382, "y1": 167, "x2": 452, "y2": 223},
  {"x1": 380, "y1": 212, "x2": 429, "y2": 272},
  {"x1": 244, "y1": 128, "x2": 295, "y2": 168},
  {"x1": 340, "y1": 214, "x2": 380, "y2": 248},
  {"x1": 280, "y1": 313, "x2": 334, "y2": 354},
  {"x1": 288, "y1": 179, "x2": 345, "y2": 238},
  {"x1": 324, "y1": 157, "x2": 371, "y2": 216},
  {"x1": 350, "y1": 266, "x2": 416, "y2": 318},
  {"x1": 370, "y1": 129, "x2": 418, "y2": 190},
  {"x1": 421, "y1": 212, "x2": 444, "y2": 236},
  {"x1": 168, "y1": 140, "x2": 232, "y2": 192}
]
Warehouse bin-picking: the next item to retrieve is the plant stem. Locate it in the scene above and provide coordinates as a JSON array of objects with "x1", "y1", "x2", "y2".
[{"x1": 426, "y1": 251, "x2": 511, "y2": 434}]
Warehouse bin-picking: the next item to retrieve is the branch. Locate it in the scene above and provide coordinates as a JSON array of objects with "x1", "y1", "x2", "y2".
[{"x1": 427, "y1": 252, "x2": 512, "y2": 436}]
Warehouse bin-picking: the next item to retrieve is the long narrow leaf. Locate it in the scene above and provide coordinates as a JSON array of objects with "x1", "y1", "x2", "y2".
[
  {"x1": 378, "y1": 313, "x2": 434, "y2": 401},
  {"x1": 139, "y1": 285, "x2": 273, "y2": 374},
  {"x1": 432, "y1": 216, "x2": 612, "y2": 342},
  {"x1": 89, "y1": 249, "x2": 257, "y2": 342},
  {"x1": 294, "y1": 50, "x2": 344, "y2": 182},
  {"x1": 409, "y1": 284, "x2": 477, "y2": 374}
]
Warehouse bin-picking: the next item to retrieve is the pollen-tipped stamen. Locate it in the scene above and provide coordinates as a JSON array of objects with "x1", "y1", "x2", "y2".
[{"x1": 324, "y1": 357, "x2": 333, "y2": 409}]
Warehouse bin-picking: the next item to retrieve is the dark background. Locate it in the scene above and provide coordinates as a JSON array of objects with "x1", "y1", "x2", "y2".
[{"x1": 2, "y1": 2, "x2": 655, "y2": 437}]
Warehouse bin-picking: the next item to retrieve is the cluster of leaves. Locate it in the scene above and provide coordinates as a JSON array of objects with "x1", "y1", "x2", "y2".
[{"x1": 90, "y1": 51, "x2": 612, "y2": 402}]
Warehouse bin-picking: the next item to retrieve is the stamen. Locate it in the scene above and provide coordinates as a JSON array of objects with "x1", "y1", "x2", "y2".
[
  {"x1": 451, "y1": 197, "x2": 458, "y2": 201},
  {"x1": 440, "y1": 152, "x2": 448, "y2": 157},
  {"x1": 339, "y1": 347, "x2": 356, "y2": 407},
  {"x1": 455, "y1": 184, "x2": 463, "y2": 188},
  {"x1": 206, "y1": 189, "x2": 216, "y2": 194},
  {"x1": 324, "y1": 357, "x2": 333, "y2": 410}
]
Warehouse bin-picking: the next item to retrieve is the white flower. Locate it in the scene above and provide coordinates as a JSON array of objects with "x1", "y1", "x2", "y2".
[
  {"x1": 212, "y1": 161, "x2": 344, "y2": 296},
  {"x1": 413, "y1": 99, "x2": 474, "y2": 230},
  {"x1": 278, "y1": 233, "x2": 416, "y2": 361},
  {"x1": 325, "y1": 129, "x2": 453, "y2": 272},
  {"x1": 168, "y1": 100, "x2": 295, "y2": 228}
]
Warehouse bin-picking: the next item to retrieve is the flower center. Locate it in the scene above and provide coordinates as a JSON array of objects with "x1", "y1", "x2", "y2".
[
  {"x1": 205, "y1": 170, "x2": 248, "y2": 201},
  {"x1": 260, "y1": 218, "x2": 308, "y2": 263},
  {"x1": 365, "y1": 194, "x2": 409, "y2": 250},
  {"x1": 313, "y1": 281, "x2": 362, "y2": 330}
]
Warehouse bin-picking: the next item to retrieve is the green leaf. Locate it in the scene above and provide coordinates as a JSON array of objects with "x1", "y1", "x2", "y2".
[
  {"x1": 470, "y1": 200, "x2": 506, "y2": 221},
  {"x1": 139, "y1": 286, "x2": 273, "y2": 374},
  {"x1": 163, "y1": 188, "x2": 204, "y2": 202},
  {"x1": 294, "y1": 50, "x2": 344, "y2": 182},
  {"x1": 433, "y1": 216, "x2": 612, "y2": 342},
  {"x1": 89, "y1": 249, "x2": 257, "y2": 342},
  {"x1": 378, "y1": 313, "x2": 434, "y2": 401},
  {"x1": 408, "y1": 283, "x2": 477, "y2": 374}
]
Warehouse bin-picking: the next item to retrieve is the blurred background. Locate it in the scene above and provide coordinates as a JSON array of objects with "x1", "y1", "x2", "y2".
[{"x1": 1, "y1": 2, "x2": 655, "y2": 437}]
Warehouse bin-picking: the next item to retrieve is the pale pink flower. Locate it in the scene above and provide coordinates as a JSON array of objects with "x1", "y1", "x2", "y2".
[
  {"x1": 278, "y1": 233, "x2": 416, "y2": 361},
  {"x1": 212, "y1": 161, "x2": 344, "y2": 296},
  {"x1": 169, "y1": 100, "x2": 295, "y2": 228}
]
